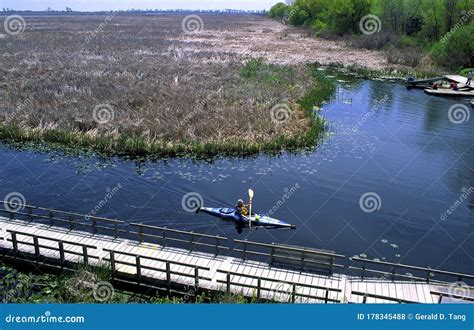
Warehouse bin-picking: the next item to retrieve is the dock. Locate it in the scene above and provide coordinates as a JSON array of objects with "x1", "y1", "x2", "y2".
[
  {"x1": 1, "y1": 203, "x2": 473, "y2": 304},
  {"x1": 406, "y1": 76, "x2": 444, "y2": 89}
]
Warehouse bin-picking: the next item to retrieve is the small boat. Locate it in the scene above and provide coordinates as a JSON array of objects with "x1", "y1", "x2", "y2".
[
  {"x1": 424, "y1": 88, "x2": 474, "y2": 97},
  {"x1": 408, "y1": 75, "x2": 474, "y2": 96},
  {"x1": 197, "y1": 206, "x2": 296, "y2": 229}
]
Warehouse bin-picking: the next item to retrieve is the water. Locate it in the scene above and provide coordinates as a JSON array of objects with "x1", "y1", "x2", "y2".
[{"x1": 1, "y1": 74, "x2": 473, "y2": 274}]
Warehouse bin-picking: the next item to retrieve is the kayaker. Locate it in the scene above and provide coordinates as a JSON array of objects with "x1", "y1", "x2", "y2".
[{"x1": 235, "y1": 199, "x2": 248, "y2": 222}]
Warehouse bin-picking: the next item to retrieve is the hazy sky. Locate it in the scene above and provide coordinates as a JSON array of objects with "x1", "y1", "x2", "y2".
[{"x1": 1, "y1": 0, "x2": 277, "y2": 11}]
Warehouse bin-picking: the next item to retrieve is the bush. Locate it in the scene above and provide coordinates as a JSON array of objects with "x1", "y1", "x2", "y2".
[
  {"x1": 240, "y1": 58, "x2": 266, "y2": 78},
  {"x1": 310, "y1": 19, "x2": 328, "y2": 34},
  {"x1": 459, "y1": 68, "x2": 474, "y2": 76},
  {"x1": 432, "y1": 22, "x2": 474, "y2": 69},
  {"x1": 347, "y1": 32, "x2": 397, "y2": 50},
  {"x1": 385, "y1": 46, "x2": 423, "y2": 67},
  {"x1": 288, "y1": 6, "x2": 310, "y2": 26},
  {"x1": 269, "y1": 2, "x2": 288, "y2": 18}
]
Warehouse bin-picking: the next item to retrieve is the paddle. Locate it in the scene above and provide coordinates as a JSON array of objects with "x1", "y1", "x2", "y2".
[{"x1": 248, "y1": 189, "x2": 254, "y2": 231}]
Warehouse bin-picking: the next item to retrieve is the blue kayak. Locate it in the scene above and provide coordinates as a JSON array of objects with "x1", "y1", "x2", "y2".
[{"x1": 197, "y1": 207, "x2": 296, "y2": 229}]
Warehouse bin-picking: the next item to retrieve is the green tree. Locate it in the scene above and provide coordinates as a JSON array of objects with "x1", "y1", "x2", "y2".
[
  {"x1": 288, "y1": 5, "x2": 310, "y2": 25},
  {"x1": 269, "y1": 2, "x2": 289, "y2": 18},
  {"x1": 432, "y1": 21, "x2": 474, "y2": 68}
]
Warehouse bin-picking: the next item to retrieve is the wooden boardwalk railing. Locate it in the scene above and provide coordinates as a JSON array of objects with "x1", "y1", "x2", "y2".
[
  {"x1": 430, "y1": 290, "x2": 474, "y2": 303},
  {"x1": 0, "y1": 202, "x2": 125, "y2": 238},
  {"x1": 129, "y1": 222, "x2": 227, "y2": 256},
  {"x1": 102, "y1": 248, "x2": 212, "y2": 292},
  {"x1": 350, "y1": 257, "x2": 474, "y2": 285},
  {"x1": 351, "y1": 291, "x2": 420, "y2": 304},
  {"x1": 7, "y1": 230, "x2": 99, "y2": 266},
  {"x1": 234, "y1": 239, "x2": 345, "y2": 274},
  {"x1": 2, "y1": 229, "x2": 214, "y2": 298},
  {"x1": 216, "y1": 269, "x2": 342, "y2": 303},
  {"x1": 0, "y1": 202, "x2": 226, "y2": 256}
]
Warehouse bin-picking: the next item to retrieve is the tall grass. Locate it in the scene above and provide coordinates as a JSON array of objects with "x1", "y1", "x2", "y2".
[{"x1": 1, "y1": 57, "x2": 335, "y2": 158}]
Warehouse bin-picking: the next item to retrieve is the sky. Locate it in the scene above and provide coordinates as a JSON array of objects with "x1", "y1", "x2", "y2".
[{"x1": 0, "y1": 0, "x2": 277, "y2": 11}]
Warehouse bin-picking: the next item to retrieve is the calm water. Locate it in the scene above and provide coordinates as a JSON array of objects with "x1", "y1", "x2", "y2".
[{"x1": 1, "y1": 73, "x2": 473, "y2": 273}]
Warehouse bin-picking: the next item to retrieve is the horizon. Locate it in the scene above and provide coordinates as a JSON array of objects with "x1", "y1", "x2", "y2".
[{"x1": 0, "y1": 0, "x2": 276, "y2": 11}]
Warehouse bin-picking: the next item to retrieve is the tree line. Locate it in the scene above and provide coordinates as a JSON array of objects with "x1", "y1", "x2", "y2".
[{"x1": 269, "y1": 0, "x2": 473, "y2": 69}]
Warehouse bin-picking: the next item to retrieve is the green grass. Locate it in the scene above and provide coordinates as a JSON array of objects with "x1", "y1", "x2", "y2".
[
  {"x1": 240, "y1": 57, "x2": 296, "y2": 87},
  {"x1": 0, "y1": 124, "x2": 324, "y2": 158},
  {"x1": 316, "y1": 61, "x2": 446, "y2": 80},
  {"x1": 0, "y1": 63, "x2": 335, "y2": 159},
  {"x1": 0, "y1": 263, "x2": 277, "y2": 304}
]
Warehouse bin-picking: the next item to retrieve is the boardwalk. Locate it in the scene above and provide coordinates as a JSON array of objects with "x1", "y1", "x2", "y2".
[{"x1": 0, "y1": 215, "x2": 472, "y2": 304}]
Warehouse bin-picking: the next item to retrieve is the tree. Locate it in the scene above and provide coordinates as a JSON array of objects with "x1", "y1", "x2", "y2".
[
  {"x1": 288, "y1": 5, "x2": 310, "y2": 25},
  {"x1": 432, "y1": 21, "x2": 474, "y2": 68},
  {"x1": 269, "y1": 2, "x2": 289, "y2": 18},
  {"x1": 444, "y1": 0, "x2": 460, "y2": 31}
]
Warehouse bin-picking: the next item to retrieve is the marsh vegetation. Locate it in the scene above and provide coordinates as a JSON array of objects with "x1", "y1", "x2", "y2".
[{"x1": 1, "y1": 14, "x2": 337, "y2": 157}]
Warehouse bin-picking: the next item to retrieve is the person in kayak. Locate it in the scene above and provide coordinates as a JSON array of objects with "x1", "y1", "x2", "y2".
[{"x1": 235, "y1": 199, "x2": 248, "y2": 223}]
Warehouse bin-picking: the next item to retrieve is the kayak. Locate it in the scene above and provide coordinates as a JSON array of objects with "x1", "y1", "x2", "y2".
[{"x1": 197, "y1": 206, "x2": 296, "y2": 229}]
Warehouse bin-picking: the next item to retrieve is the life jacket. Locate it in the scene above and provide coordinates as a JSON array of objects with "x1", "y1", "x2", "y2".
[{"x1": 241, "y1": 205, "x2": 248, "y2": 216}]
